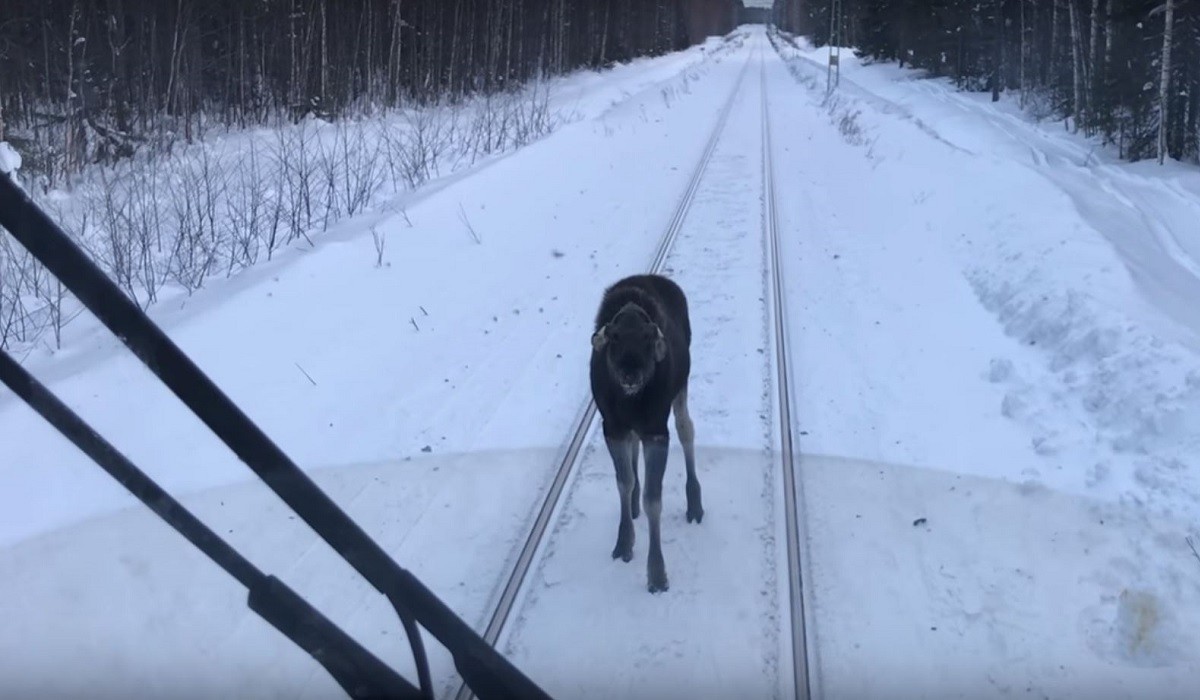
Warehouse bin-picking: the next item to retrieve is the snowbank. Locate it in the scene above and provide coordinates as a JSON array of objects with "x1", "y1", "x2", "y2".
[
  {"x1": 768, "y1": 27, "x2": 1200, "y2": 698},
  {"x1": 0, "y1": 31, "x2": 742, "y2": 355},
  {"x1": 770, "y1": 28, "x2": 1200, "y2": 523}
]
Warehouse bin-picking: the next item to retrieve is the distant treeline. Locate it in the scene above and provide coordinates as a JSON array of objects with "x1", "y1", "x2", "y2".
[
  {"x1": 773, "y1": 0, "x2": 1200, "y2": 163},
  {"x1": 0, "y1": 0, "x2": 746, "y2": 183}
]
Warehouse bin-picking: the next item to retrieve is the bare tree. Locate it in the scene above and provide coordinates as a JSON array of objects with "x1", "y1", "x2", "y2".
[
  {"x1": 0, "y1": 0, "x2": 742, "y2": 351},
  {"x1": 1156, "y1": 0, "x2": 1176, "y2": 164},
  {"x1": 992, "y1": 0, "x2": 1004, "y2": 102},
  {"x1": 1068, "y1": 0, "x2": 1085, "y2": 129},
  {"x1": 782, "y1": 0, "x2": 1198, "y2": 164}
]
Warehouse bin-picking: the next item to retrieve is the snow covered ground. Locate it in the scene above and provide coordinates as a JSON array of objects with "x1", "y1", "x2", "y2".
[
  {"x1": 0, "y1": 31, "x2": 741, "y2": 355},
  {"x1": 0, "y1": 28, "x2": 759, "y2": 699},
  {"x1": 769, "y1": 31, "x2": 1200, "y2": 698},
  {"x1": 498, "y1": 44, "x2": 786, "y2": 700},
  {"x1": 3, "y1": 24, "x2": 1200, "y2": 700},
  {"x1": 0, "y1": 31, "x2": 747, "y2": 549}
]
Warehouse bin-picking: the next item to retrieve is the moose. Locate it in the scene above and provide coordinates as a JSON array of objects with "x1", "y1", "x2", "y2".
[{"x1": 589, "y1": 273, "x2": 703, "y2": 593}]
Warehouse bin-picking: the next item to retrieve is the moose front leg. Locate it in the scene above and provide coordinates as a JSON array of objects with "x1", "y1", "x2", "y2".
[
  {"x1": 630, "y1": 438, "x2": 641, "y2": 520},
  {"x1": 641, "y1": 433, "x2": 670, "y2": 593},
  {"x1": 605, "y1": 430, "x2": 637, "y2": 563}
]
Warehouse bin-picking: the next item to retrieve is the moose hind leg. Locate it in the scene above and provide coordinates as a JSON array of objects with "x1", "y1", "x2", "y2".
[
  {"x1": 605, "y1": 430, "x2": 637, "y2": 562},
  {"x1": 673, "y1": 387, "x2": 703, "y2": 524},
  {"x1": 642, "y1": 434, "x2": 670, "y2": 593}
]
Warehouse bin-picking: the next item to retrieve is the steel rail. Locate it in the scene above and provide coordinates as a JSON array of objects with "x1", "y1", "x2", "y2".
[
  {"x1": 450, "y1": 49, "x2": 757, "y2": 700},
  {"x1": 760, "y1": 45, "x2": 814, "y2": 700}
]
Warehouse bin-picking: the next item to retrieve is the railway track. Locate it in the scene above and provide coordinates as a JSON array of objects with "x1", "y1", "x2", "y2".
[
  {"x1": 451, "y1": 39, "x2": 814, "y2": 700},
  {"x1": 761, "y1": 48, "x2": 814, "y2": 700}
]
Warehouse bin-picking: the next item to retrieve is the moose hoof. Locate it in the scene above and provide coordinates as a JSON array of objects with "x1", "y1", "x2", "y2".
[
  {"x1": 611, "y1": 542, "x2": 634, "y2": 563},
  {"x1": 687, "y1": 506, "x2": 704, "y2": 524},
  {"x1": 647, "y1": 557, "x2": 668, "y2": 593},
  {"x1": 647, "y1": 574, "x2": 670, "y2": 594}
]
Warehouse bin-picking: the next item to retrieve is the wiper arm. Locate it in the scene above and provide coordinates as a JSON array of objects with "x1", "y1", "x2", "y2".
[
  {"x1": 0, "y1": 171, "x2": 552, "y2": 700},
  {"x1": 0, "y1": 347, "x2": 420, "y2": 698}
]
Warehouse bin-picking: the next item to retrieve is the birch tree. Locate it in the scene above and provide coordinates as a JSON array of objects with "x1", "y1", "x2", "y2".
[{"x1": 1155, "y1": 0, "x2": 1176, "y2": 164}]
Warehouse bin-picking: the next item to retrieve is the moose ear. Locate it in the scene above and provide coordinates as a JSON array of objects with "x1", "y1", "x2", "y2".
[
  {"x1": 653, "y1": 326, "x2": 667, "y2": 362},
  {"x1": 591, "y1": 325, "x2": 609, "y2": 352}
]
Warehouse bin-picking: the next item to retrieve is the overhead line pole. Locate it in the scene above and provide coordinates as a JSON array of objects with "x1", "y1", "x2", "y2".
[{"x1": 827, "y1": 0, "x2": 843, "y2": 94}]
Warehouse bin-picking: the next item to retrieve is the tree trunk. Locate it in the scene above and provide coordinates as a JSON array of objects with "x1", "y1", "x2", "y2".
[
  {"x1": 1019, "y1": 0, "x2": 1028, "y2": 105},
  {"x1": 64, "y1": 0, "x2": 79, "y2": 178},
  {"x1": 449, "y1": 1, "x2": 462, "y2": 95},
  {"x1": 1068, "y1": 0, "x2": 1084, "y2": 129},
  {"x1": 387, "y1": 0, "x2": 402, "y2": 104},
  {"x1": 1050, "y1": 0, "x2": 1059, "y2": 89},
  {"x1": 1157, "y1": 0, "x2": 1175, "y2": 164},
  {"x1": 289, "y1": 0, "x2": 300, "y2": 109},
  {"x1": 992, "y1": 0, "x2": 1003, "y2": 102},
  {"x1": 1102, "y1": 0, "x2": 1113, "y2": 79},
  {"x1": 1088, "y1": 0, "x2": 1100, "y2": 127},
  {"x1": 320, "y1": 0, "x2": 328, "y2": 108},
  {"x1": 599, "y1": 0, "x2": 611, "y2": 65}
]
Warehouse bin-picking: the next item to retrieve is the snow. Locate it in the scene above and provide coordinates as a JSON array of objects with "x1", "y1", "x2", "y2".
[
  {"x1": 801, "y1": 454, "x2": 1200, "y2": 698},
  {"x1": 498, "y1": 51, "x2": 785, "y2": 699},
  {"x1": 0, "y1": 452, "x2": 557, "y2": 697},
  {"x1": 0, "y1": 141, "x2": 20, "y2": 174},
  {"x1": 768, "y1": 32, "x2": 1200, "y2": 697},
  {"x1": 1, "y1": 33, "x2": 737, "y2": 356},
  {"x1": 3, "y1": 24, "x2": 1200, "y2": 700},
  {"x1": 0, "y1": 32, "x2": 746, "y2": 550}
]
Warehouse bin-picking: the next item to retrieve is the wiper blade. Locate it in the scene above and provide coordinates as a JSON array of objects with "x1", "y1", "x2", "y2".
[{"x1": 0, "y1": 172, "x2": 552, "y2": 700}]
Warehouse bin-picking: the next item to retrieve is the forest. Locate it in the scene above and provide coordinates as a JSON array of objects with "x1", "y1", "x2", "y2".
[
  {"x1": 3, "y1": 1, "x2": 1199, "y2": 352},
  {"x1": 0, "y1": 0, "x2": 744, "y2": 185},
  {"x1": 774, "y1": 0, "x2": 1200, "y2": 164},
  {"x1": 9, "y1": 1, "x2": 1193, "y2": 178},
  {"x1": 0, "y1": 0, "x2": 747, "y2": 350}
]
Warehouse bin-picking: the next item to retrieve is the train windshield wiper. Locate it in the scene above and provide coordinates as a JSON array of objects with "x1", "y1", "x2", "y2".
[{"x1": 0, "y1": 172, "x2": 553, "y2": 700}]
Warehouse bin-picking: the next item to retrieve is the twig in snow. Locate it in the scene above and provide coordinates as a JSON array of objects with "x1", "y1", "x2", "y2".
[
  {"x1": 458, "y1": 203, "x2": 481, "y2": 245},
  {"x1": 295, "y1": 363, "x2": 317, "y2": 386},
  {"x1": 1187, "y1": 536, "x2": 1200, "y2": 566},
  {"x1": 419, "y1": 305, "x2": 428, "y2": 316},
  {"x1": 370, "y1": 225, "x2": 385, "y2": 267},
  {"x1": 410, "y1": 317, "x2": 420, "y2": 331}
]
